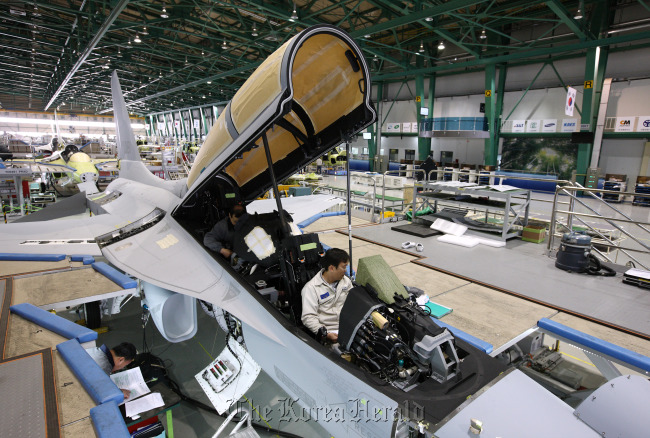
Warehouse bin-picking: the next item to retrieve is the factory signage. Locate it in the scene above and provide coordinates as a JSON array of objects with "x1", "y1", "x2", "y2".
[
  {"x1": 561, "y1": 119, "x2": 578, "y2": 132},
  {"x1": 412, "y1": 122, "x2": 418, "y2": 133},
  {"x1": 615, "y1": 117, "x2": 635, "y2": 132},
  {"x1": 580, "y1": 123, "x2": 591, "y2": 131},
  {"x1": 542, "y1": 119, "x2": 557, "y2": 132},
  {"x1": 174, "y1": 120, "x2": 180, "y2": 129},
  {"x1": 638, "y1": 116, "x2": 650, "y2": 132},
  {"x1": 565, "y1": 86, "x2": 577, "y2": 117},
  {"x1": 193, "y1": 119, "x2": 201, "y2": 130},
  {"x1": 511, "y1": 120, "x2": 526, "y2": 133},
  {"x1": 145, "y1": 124, "x2": 150, "y2": 131},
  {"x1": 157, "y1": 122, "x2": 164, "y2": 130},
  {"x1": 385, "y1": 123, "x2": 400, "y2": 132},
  {"x1": 526, "y1": 120, "x2": 540, "y2": 133},
  {"x1": 402, "y1": 122, "x2": 412, "y2": 133}
]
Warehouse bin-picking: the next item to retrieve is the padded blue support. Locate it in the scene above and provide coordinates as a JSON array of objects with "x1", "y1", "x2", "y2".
[
  {"x1": 92, "y1": 262, "x2": 137, "y2": 289},
  {"x1": 0, "y1": 253, "x2": 66, "y2": 262},
  {"x1": 432, "y1": 318, "x2": 493, "y2": 354},
  {"x1": 70, "y1": 254, "x2": 96, "y2": 265},
  {"x1": 10, "y1": 303, "x2": 97, "y2": 343},
  {"x1": 57, "y1": 339, "x2": 124, "y2": 405},
  {"x1": 297, "y1": 210, "x2": 345, "y2": 228},
  {"x1": 538, "y1": 318, "x2": 650, "y2": 372},
  {"x1": 90, "y1": 401, "x2": 130, "y2": 438}
]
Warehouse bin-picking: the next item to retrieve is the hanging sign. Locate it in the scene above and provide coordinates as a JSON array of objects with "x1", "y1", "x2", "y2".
[
  {"x1": 561, "y1": 119, "x2": 578, "y2": 132},
  {"x1": 615, "y1": 117, "x2": 635, "y2": 132},
  {"x1": 174, "y1": 120, "x2": 180, "y2": 129},
  {"x1": 542, "y1": 119, "x2": 557, "y2": 132},
  {"x1": 512, "y1": 120, "x2": 525, "y2": 133},
  {"x1": 526, "y1": 120, "x2": 540, "y2": 133},
  {"x1": 193, "y1": 119, "x2": 200, "y2": 130},
  {"x1": 637, "y1": 116, "x2": 650, "y2": 132}
]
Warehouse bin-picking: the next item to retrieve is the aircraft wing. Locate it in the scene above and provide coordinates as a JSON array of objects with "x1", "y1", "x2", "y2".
[
  {"x1": 97, "y1": 210, "x2": 284, "y2": 345},
  {"x1": 247, "y1": 194, "x2": 343, "y2": 224},
  {"x1": 5, "y1": 160, "x2": 77, "y2": 173}
]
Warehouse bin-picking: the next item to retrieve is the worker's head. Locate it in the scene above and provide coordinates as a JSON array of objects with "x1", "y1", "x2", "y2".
[
  {"x1": 111, "y1": 342, "x2": 137, "y2": 372},
  {"x1": 228, "y1": 203, "x2": 246, "y2": 226},
  {"x1": 321, "y1": 248, "x2": 349, "y2": 282}
]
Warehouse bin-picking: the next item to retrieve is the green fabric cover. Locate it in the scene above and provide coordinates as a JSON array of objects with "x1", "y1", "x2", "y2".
[{"x1": 356, "y1": 255, "x2": 408, "y2": 304}]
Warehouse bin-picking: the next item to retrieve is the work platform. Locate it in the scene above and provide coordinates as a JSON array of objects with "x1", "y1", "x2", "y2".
[
  {"x1": 307, "y1": 214, "x2": 650, "y2": 357},
  {"x1": 0, "y1": 257, "x2": 137, "y2": 438}
]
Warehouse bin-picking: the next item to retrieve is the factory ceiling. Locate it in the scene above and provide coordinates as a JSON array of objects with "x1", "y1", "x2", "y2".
[{"x1": 0, "y1": 0, "x2": 649, "y2": 116}]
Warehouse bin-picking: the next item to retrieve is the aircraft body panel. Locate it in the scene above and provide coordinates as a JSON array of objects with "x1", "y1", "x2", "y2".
[{"x1": 242, "y1": 318, "x2": 398, "y2": 437}]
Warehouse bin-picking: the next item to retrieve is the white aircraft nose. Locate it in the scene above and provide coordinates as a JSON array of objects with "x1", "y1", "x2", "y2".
[{"x1": 80, "y1": 172, "x2": 98, "y2": 182}]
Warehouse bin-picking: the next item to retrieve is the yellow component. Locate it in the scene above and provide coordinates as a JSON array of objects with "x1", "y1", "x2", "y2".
[
  {"x1": 48, "y1": 309, "x2": 56, "y2": 314},
  {"x1": 93, "y1": 327, "x2": 109, "y2": 334},
  {"x1": 371, "y1": 311, "x2": 388, "y2": 330},
  {"x1": 380, "y1": 211, "x2": 395, "y2": 219}
]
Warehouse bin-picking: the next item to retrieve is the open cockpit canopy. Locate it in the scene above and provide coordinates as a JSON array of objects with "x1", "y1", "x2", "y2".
[{"x1": 179, "y1": 25, "x2": 375, "y2": 206}]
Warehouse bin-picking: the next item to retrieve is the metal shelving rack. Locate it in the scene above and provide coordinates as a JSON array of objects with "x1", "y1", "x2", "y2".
[{"x1": 412, "y1": 181, "x2": 531, "y2": 240}]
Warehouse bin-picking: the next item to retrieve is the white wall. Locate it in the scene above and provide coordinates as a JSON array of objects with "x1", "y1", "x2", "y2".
[{"x1": 599, "y1": 139, "x2": 647, "y2": 184}]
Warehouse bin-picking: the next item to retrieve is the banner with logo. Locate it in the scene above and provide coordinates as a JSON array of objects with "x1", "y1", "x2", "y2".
[
  {"x1": 174, "y1": 120, "x2": 180, "y2": 130},
  {"x1": 402, "y1": 122, "x2": 412, "y2": 133},
  {"x1": 561, "y1": 119, "x2": 578, "y2": 132},
  {"x1": 615, "y1": 117, "x2": 635, "y2": 132},
  {"x1": 193, "y1": 119, "x2": 200, "y2": 130},
  {"x1": 157, "y1": 122, "x2": 164, "y2": 130},
  {"x1": 526, "y1": 120, "x2": 540, "y2": 133},
  {"x1": 638, "y1": 116, "x2": 650, "y2": 132},
  {"x1": 411, "y1": 122, "x2": 418, "y2": 133},
  {"x1": 511, "y1": 120, "x2": 525, "y2": 133},
  {"x1": 565, "y1": 87, "x2": 577, "y2": 117},
  {"x1": 385, "y1": 123, "x2": 400, "y2": 132},
  {"x1": 542, "y1": 119, "x2": 557, "y2": 132}
]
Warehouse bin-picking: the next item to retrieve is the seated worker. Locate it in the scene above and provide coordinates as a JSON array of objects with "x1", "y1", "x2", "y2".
[
  {"x1": 301, "y1": 248, "x2": 352, "y2": 343},
  {"x1": 204, "y1": 203, "x2": 248, "y2": 258},
  {"x1": 86, "y1": 342, "x2": 137, "y2": 399}
]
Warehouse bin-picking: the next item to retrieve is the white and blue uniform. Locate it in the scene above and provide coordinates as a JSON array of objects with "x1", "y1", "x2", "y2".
[{"x1": 301, "y1": 270, "x2": 352, "y2": 335}]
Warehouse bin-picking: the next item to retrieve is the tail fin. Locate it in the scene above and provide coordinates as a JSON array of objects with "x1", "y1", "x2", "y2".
[{"x1": 111, "y1": 71, "x2": 140, "y2": 161}]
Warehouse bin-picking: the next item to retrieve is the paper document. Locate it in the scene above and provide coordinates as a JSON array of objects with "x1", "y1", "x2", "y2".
[
  {"x1": 625, "y1": 268, "x2": 650, "y2": 279},
  {"x1": 125, "y1": 392, "x2": 164, "y2": 418},
  {"x1": 488, "y1": 184, "x2": 520, "y2": 192},
  {"x1": 110, "y1": 367, "x2": 151, "y2": 403}
]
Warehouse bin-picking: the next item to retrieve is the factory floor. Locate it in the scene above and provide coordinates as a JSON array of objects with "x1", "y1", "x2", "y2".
[{"x1": 4, "y1": 177, "x2": 650, "y2": 437}]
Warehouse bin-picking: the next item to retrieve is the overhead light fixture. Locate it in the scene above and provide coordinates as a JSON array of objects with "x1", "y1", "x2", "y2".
[
  {"x1": 290, "y1": 4, "x2": 298, "y2": 21},
  {"x1": 202, "y1": 95, "x2": 206, "y2": 99},
  {"x1": 185, "y1": 56, "x2": 188, "y2": 64},
  {"x1": 201, "y1": 49, "x2": 205, "y2": 56},
  {"x1": 425, "y1": 17, "x2": 433, "y2": 22},
  {"x1": 438, "y1": 40, "x2": 445, "y2": 50},
  {"x1": 117, "y1": 48, "x2": 122, "y2": 57},
  {"x1": 142, "y1": 26, "x2": 149, "y2": 35},
  {"x1": 480, "y1": 29, "x2": 487, "y2": 39},
  {"x1": 364, "y1": 34, "x2": 370, "y2": 38},
  {"x1": 134, "y1": 33, "x2": 141, "y2": 43},
  {"x1": 127, "y1": 39, "x2": 132, "y2": 48},
  {"x1": 221, "y1": 40, "x2": 227, "y2": 50},
  {"x1": 419, "y1": 41, "x2": 424, "y2": 53},
  {"x1": 207, "y1": 81, "x2": 212, "y2": 84},
  {"x1": 160, "y1": 6, "x2": 169, "y2": 19},
  {"x1": 574, "y1": 1, "x2": 584, "y2": 20},
  {"x1": 252, "y1": 26, "x2": 258, "y2": 37}
]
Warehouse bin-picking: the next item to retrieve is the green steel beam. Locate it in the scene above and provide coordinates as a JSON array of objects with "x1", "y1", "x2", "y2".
[
  {"x1": 433, "y1": 28, "x2": 480, "y2": 58},
  {"x1": 545, "y1": 0, "x2": 590, "y2": 40},
  {"x1": 349, "y1": 0, "x2": 491, "y2": 39},
  {"x1": 503, "y1": 62, "x2": 547, "y2": 122},
  {"x1": 484, "y1": 63, "x2": 497, "y2": 166},
  {"x1": 44, "y1": 0, "x2": 130, "y2": 110},
  {"x1": 548, "y1": 62, "x2": 582, "y2": 116},
  {"x1": 374, "y1": 30, "x2": 650, "y2": 80}
]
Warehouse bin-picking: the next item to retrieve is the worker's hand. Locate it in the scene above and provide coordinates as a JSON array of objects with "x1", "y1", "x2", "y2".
[
  {"x1": 220, "y1": 248, "x2": 233, "y2": 258},
  {"x1": 326, "y1": 332, "x2": 338, "y2": 343},
  {"x1": 121, "y1": 389, "x2": 131, "y2": 399}
]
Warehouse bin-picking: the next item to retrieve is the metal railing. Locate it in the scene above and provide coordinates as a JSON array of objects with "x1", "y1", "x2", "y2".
[{"x1": 547, "y1": 182, "x2": 650, "y2": 270}]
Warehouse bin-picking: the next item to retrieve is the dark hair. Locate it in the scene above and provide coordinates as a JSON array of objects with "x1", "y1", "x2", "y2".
[
  {"x1": 228, "y1": 203, "x2": 246, "y2": 218},
  {"x1": 321, "y1": 248, "x2": 349, "y2": 270},
  {"x1": 112, "y1": 342, "x2": 137, "y2": 361}
]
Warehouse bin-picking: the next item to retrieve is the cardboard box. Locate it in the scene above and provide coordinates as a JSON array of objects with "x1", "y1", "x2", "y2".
[{"x1": 522, "y1": 225, "x2": 546, "y2": 243}]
